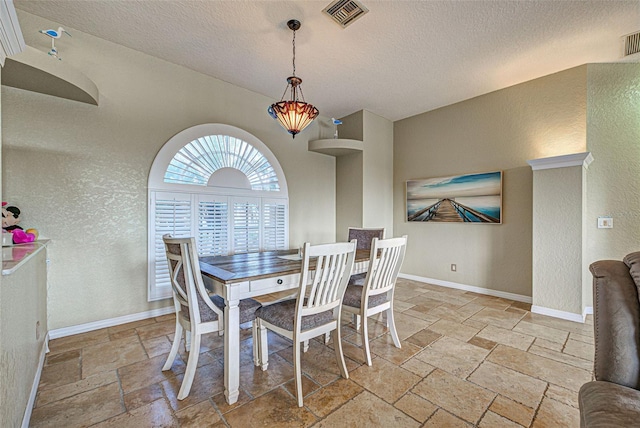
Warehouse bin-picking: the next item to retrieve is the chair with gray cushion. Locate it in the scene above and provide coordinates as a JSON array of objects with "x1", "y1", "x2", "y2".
[
  {"x1": 347, "y1": 227, "x2": 385, "y2": 285},
  {"x1": 161, "y1": 235, "x2": 261, "y2": 400},
  {"x1": 255, "y1": 240, "x2": 356, "y2": 407},
  {"x1": 348, "y1": 227, "x2": 386, "y2": 250},
  {"x1": 342, "y1": 235, "x2": 407, "y2": 366},
  {"x1": 579, "y1": 251, "x2": 640, "y2": 427}
]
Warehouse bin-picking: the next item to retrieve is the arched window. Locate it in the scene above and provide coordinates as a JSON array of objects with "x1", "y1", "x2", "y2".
[{"x1": 148, "y1": 124, "x2": 289, "y2": 301}]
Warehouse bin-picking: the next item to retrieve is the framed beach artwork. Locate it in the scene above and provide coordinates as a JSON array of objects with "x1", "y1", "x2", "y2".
[{"x1": 406, "y1": 171, "x2": 502, "y2": 223}]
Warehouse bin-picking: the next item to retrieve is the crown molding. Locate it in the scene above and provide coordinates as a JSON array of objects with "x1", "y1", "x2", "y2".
[
  {"x1": 0, "y1": 1, "x2": 25, "y2": 66},
  {"x1": 527, "y1": 152, "x2": 594, "y2": 171}
]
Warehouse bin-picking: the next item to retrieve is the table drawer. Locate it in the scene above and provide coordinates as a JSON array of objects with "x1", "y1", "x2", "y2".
[{"x1": 250, "y1": 274, "x2": 300, "y2": 293}]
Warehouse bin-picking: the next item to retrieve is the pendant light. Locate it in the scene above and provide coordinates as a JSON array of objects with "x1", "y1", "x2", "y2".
[{"x1": 268, "y1": 19, "x2": 319, "y2": 139}]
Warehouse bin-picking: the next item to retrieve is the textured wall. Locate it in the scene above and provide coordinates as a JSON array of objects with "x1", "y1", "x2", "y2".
[
  {"x1": 2, "y1": 12, "x2": 337, "y2": 330},
  {"x1": 362, "y1": 110, "x2": 394, "y2": 233},
  {"x1": 532, "y1": 166, "x2": 584, "y2": 313},
  {"x1": 336, "y1": 111, "x2": 364, "y2": 242},
  {"x1": 585, "y1": 63, "x2": 640, "y2": 306},
  {"x1": 336, "y1": 152, "x2": 363, "y2": 242},
  {"x1": 0, "y1": 249, "x2": 48, "y2": 428},
  {"x1": 394, "y1": 66, "x2": 587, "y2": 297}
]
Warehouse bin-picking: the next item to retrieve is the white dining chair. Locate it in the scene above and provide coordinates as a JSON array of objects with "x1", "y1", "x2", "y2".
[
  {"x1": 161, "y1": 235, "x2": 261, "y2": 400},
  {"x1": 254, "y1": 240, "x2": 357, "y2": 407},
  {"x1": 342, "y1": 235, "x2": 407, "y2": 366}
]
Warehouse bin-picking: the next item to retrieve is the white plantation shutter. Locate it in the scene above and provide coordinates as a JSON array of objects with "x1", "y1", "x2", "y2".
[
  {"x1": 263, "y1": 199, "x2": 288, "y2": 251},
  {"x1": 148, "y1": 127, "x2": 289, "y2": 302},
  {"x1": 164, "y1": 135, "x2": 280, "y2": 191},
  {"x1": 149, "y1": 192, "x2": 193, "y2": 300},
  {"x1": 232, "y1": 197, "x2": 261, "y2": 254},
  {"x1": 197, "y1": 195, "x2": 229, "y2": 256},
  {"x1": 148, "y1": 192, "x2": 289, "y2": 301}
]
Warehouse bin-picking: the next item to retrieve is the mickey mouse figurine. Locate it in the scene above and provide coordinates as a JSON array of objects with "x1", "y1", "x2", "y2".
[{"x1": 2, "y1": 202, "x2": 38, "y2": 244}]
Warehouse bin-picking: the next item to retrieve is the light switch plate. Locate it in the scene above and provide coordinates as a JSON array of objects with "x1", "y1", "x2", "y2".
[{"x1": 597, "y1": 217, "x2": 613, "y2": 229}]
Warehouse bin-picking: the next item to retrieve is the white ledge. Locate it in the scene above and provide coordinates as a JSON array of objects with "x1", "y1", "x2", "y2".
[
  {"x1": 2, "y1": 240, "x2": 49, "y2": 275},
  {"x1": 527, "y1": 152, "x2": 593, "y2": 171},
  {"x1": 308, "y1": 138, "x2": 363, "y2": 157}
]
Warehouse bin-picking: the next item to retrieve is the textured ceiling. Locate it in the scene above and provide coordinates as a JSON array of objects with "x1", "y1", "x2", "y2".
[{"x1": 13, "y1": 0, "x2": 640, "y2": 121}]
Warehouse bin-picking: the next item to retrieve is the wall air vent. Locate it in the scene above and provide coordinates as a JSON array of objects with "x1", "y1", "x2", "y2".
[
  {"x1": 323, "y1": 0, "x2": 369, "y2": 28},
  {"x1": 624, "y1": 31, "x2": 640, "y2": 57}
]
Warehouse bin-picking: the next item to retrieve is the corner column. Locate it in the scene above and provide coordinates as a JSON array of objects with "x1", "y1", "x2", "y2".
[{"x1": 527, "y1": 152, "x2": 593, "y2": 322}]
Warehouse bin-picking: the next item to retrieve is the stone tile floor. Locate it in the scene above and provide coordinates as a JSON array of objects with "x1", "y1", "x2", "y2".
[{"x1": 30, "y1": 279, "x2": 594, "y2": 427}]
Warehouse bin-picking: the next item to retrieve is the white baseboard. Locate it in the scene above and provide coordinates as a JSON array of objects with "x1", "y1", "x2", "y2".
[
  {"x1": 582, "y1": 306, "x2": 593, "y2": 322},
  {"x1": 49, "y1": 306, "x2": 175, "y2": 339},
  {"x1": 531, "y1": 305, "x2": 584, "y2": 323},
  {"x1": 399, "y1": 273, "x2": 532, "y2": 303},
  {"x1": 22, "y1": 332, "x2": 49, "y2": 428}
]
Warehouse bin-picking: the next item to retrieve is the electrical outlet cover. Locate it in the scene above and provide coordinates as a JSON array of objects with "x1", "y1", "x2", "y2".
[{"x1": 597, "y1": 217, "x2": 613, "y2": 229}]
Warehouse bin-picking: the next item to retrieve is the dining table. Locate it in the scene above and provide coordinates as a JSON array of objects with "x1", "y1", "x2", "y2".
[{"x1": 199, "y1": 248, "x2": 370, "y2": 405}]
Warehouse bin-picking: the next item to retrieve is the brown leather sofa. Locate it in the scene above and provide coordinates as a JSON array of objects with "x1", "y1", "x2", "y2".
[{"x1": 579, "y1": 252, "x2": 640, "y2": 427}]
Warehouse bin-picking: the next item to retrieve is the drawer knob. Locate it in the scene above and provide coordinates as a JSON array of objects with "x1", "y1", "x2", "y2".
[{"x1": 277, "y1": 279, "x2": 283, "y2": 285}]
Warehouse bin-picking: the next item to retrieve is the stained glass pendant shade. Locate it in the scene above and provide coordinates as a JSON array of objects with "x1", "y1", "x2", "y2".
[{"x1": 268, "y1": 19, "x2": 319, "y2": 139}]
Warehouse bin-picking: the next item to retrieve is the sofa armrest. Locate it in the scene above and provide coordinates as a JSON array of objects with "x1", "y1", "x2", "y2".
[
  {"x1": 579, "y1": 381, "x2": 640, "y2": 427},
  {"x1": 590, "y1": 260, "x2": 640, "y2": 389}
]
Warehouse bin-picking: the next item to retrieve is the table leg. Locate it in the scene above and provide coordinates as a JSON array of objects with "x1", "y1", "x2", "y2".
[{"x1": 224, "y1": 296, "x2": 240, "y2": 404}]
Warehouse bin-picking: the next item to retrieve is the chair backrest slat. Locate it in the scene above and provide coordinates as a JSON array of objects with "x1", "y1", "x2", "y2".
[
  {"x1": 365, "y1": 236, "x2": 408, "y2": 297},
  {"x1": 297, "y1": 241, "x2": 356, "y2": 319},
  {"x1": 373, "y1": 244, "x2": 400, "y2": 291},
  {"x1": 318, "y1": 252, "x2": 340, "y2": 306}
]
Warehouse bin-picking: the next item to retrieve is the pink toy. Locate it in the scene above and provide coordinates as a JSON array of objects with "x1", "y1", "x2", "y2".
[{"x1": 12, "y1": 229, "x2": 35, "y2": 244}]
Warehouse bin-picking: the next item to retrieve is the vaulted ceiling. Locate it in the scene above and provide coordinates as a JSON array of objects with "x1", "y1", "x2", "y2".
[{"x1": 14, "y1": 0, "x2": 640, "y2": 121}]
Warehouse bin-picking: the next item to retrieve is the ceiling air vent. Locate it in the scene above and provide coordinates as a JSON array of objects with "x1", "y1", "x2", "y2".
[
  {"x1": 323, "y1": 0, "x2": 369, "y2": 28},
  {"x1": 624, "y1": 31, "x2": 640, "y2": 57}
]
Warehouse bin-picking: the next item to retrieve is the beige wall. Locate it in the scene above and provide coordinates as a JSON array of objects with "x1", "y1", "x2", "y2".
[
  {"x1": 2, "y1": 12, "x2": 337, "y2": 330},
  {"x1": 394, "y1": 66, "x2": 587, "y2": 297},
  {"x1": 336, "y1": 110, "x2": 364, "y2": 241},
  {"x1": 340, "y1": 110, "x2": 364, "y2": 141},
  {"x1": 584, "y1": 63, "x2": 640, "y2": 306},
  {"x1": 362, "y1": 110, "x2": 394, "y2": 233},
  {"x1": 336, "y1": 152, "x2": 363, "y2": 241}
]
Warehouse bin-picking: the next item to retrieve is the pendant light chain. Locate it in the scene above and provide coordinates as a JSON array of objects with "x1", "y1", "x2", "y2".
[{"x1": 291, "y1": 27, "x2": 296, "y2": 76}]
